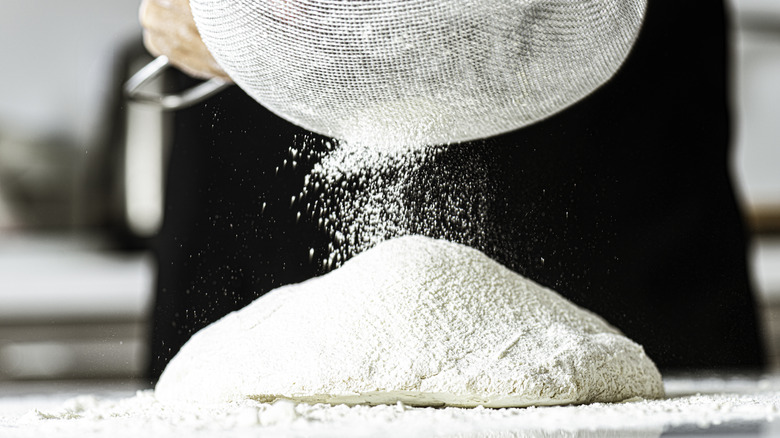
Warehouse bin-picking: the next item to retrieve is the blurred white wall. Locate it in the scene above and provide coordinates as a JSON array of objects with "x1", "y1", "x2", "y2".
[
  {"x1": 0, "y1": 1, "x2": 143, "y2": 229},
  {"x1": 0, "y1": 0, "x2": 141, "y2": 147},
  {"x1": 732, "y1": 0, "x2": 780, "y2": 206}
]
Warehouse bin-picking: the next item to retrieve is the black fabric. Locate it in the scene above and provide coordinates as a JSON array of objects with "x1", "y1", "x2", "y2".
[
  {"x1": 148, "y1": 89, "x2": 332, "y2": 378},
  {"x1": 148, "y1": 0, "x2": 765, "y2": 381}
]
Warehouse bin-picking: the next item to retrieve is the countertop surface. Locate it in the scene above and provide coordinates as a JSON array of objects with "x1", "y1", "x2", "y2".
[{"x1": 3, "y1": 374, "x2": 780, "y2": 437}]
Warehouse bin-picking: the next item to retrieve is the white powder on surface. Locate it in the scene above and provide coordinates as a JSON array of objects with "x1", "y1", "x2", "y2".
[
  {"x1": 5, "y1": 376, "x2": 780, "y2": 438},
  {"x1": 154, "y1": 235, "x2": 662, "y2": 407}
]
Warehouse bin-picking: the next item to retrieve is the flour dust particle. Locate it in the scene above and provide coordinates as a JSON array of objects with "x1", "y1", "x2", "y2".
[
  {"x1": 300, "y1": 138, "x2": 505, "y2": 271},
  {"x1": 155, "y1": 236, "x2": 663, "y2": 407}
]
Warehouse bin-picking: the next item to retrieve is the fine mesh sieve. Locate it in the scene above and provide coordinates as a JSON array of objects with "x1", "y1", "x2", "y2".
[{"x1": 189, "y1": 0, "x2": 647, "y2": 147}]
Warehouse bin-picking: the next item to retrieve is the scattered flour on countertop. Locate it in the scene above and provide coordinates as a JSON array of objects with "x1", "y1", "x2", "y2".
[
  {"x1": 154, "y1": 235, "x2": 663, "y2": 407},
  {"x1": 6, "y1": 377, "x2": 780, "y2": 438}
]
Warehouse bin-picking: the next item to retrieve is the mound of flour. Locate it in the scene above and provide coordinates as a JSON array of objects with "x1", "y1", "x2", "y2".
[{"x1": 155, "y1": 236, "x2": 663, "y2": 407}]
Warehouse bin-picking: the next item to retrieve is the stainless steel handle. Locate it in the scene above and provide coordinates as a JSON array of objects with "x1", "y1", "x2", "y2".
[{"x1": 124, "y1": 56, "x2": 230, "y2": 110}]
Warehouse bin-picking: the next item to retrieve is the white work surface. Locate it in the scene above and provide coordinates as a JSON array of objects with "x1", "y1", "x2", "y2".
[{"x1": 2, "y1": 375, "x2": 780, "y2": 437}]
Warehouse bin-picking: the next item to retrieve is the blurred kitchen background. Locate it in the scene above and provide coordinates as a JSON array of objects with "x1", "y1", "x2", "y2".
[{"x1": 0, "y1": 0, "x2": 779, "y2": 381}]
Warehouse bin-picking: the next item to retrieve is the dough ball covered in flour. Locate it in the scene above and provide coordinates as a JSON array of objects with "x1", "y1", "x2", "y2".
[{"x1": 155, "y1": 236, "x2": 663, "y2": 407}]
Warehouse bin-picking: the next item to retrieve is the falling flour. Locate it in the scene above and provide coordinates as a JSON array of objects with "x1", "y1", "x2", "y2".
[
  {"x1": 298, "y1": 137, "x2": 505, "y2": 271},
  {"x1": 154, "y1": 235, "x2": 663, "y2": 407}
]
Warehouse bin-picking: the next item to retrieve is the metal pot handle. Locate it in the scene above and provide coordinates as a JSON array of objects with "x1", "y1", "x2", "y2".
[{"x1": 124, "y1": 56, "x2": 231, "y2": 110}]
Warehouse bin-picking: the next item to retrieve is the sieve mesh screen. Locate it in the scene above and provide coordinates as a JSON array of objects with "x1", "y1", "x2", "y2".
[{"x1": 191, "y1": 0, "x2": 646, "y2": 147}]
